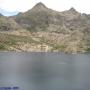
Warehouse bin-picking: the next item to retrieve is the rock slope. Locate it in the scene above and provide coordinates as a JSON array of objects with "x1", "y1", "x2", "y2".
[{"x1": 0, "y1": 2, "x2": 90, "y2": 53}]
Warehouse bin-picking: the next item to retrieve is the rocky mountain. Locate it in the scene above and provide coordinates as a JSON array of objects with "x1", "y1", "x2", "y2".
[
  {"x1": 13, "y1": 3, "x2": 90, "y2": 33},
  {"x1": 0, "y1": 2, "x2": 90, "y2": 53}
]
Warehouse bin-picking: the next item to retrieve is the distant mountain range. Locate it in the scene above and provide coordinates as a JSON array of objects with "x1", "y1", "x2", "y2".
[{"x1": 0, "y1": 2, "x2": 90, "y2": 53}]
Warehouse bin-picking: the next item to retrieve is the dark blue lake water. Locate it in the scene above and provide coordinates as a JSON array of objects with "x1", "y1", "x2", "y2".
[{"x1": 0, "y1": 52, "x2": 90, "y2": 90}]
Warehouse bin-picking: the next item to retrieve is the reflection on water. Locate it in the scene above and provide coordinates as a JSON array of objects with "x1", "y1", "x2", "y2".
[{"x1": 0, "y1": 52, "x2": 90, "y2": 90}]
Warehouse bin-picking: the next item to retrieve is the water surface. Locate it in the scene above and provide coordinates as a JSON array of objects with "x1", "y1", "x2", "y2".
[{"x1": 0, "y1": 52, "x2": 90, "y2": 90}]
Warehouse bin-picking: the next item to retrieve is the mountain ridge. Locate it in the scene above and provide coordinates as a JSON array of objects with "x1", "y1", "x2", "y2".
[
  {"x1": 0, "y1": 2, "x2": 90, "y2": 16},
  {"x1": 0, "y1": 2, "x2": 90, "y2": 53}
]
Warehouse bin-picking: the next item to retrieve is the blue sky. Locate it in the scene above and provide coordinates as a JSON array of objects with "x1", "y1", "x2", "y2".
[
  {"x1": 0, "y1": 0, "x2": 90, "y2": 16},
  {"x1": 0, "y1": 8, "x2": 18, "y2": 16}
]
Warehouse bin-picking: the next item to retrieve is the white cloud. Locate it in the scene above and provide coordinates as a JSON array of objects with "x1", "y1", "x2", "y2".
[
  {"x1": 41, "y1": 0, "x2": 90, "y2": 14},
  {"x1": 0, "y1": 0, "x2": 39, "y2": 12},
  {"x1": 0, "y1": 0, "x2": 90, "y2": 14}
]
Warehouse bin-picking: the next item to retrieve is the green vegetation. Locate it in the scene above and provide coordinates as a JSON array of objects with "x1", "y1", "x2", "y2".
[{"x1": 86, "y1": 48, "x2": 90, "y2": 52}]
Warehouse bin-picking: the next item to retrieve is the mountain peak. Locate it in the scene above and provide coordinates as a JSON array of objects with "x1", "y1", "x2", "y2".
[
  {"x1": 32, "y1": 2, "x2": 47, "y2": 11},
  {"x1": 34, "y1": 2, "x2": 46, "y2": 8},
  {"x1": 36, "y1": 2, "x2": 46, "y2": 7},
  {"x1": 69, "y1": 7, "x2": 78, "y2": 13}
]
